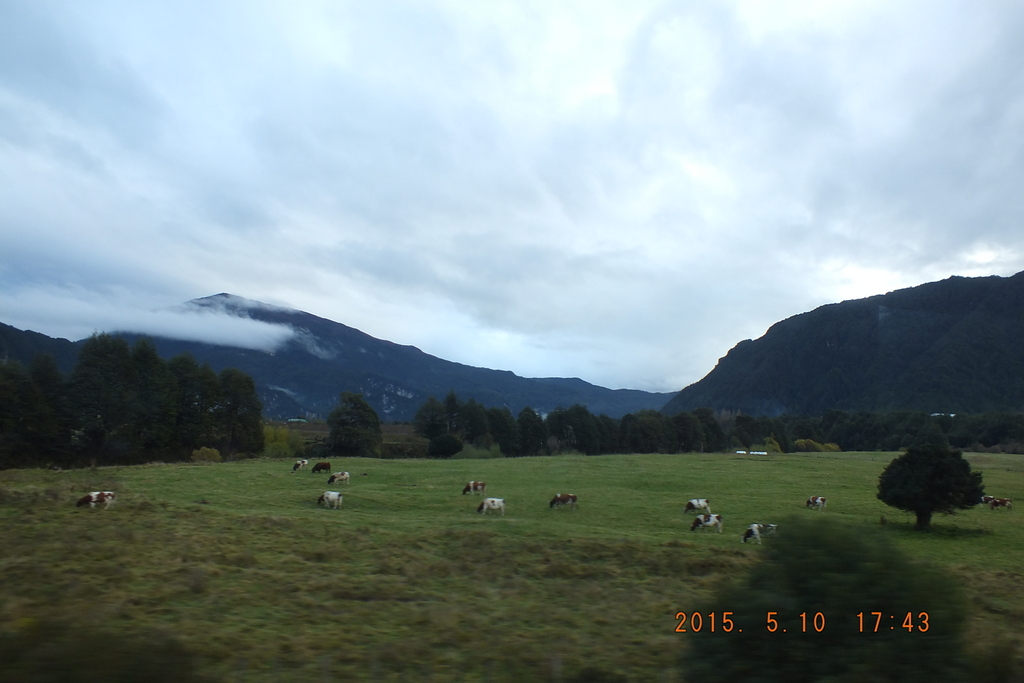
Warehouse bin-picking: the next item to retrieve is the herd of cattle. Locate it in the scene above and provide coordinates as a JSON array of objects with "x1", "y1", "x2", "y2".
[{"x1": 73, "y1": 461, "x2": 1013, "y2": 543}]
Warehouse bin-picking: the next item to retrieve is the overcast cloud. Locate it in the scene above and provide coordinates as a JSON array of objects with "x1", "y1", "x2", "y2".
[{"x1": 2, "y1": 0, "x2": 1023, "y2": 392}]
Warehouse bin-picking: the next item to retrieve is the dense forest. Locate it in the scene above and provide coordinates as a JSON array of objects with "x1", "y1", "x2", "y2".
[
  {"x1": 0, "y1": 334, "x2": 264, "y2": 469},
  {"x1": 411, "y1": 392, "x2": 1024, "y2": 458}
]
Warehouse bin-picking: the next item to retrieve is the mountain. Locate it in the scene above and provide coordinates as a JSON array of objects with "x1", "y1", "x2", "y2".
[
  {"x1": 0, "y1": 294, "x2": 673, "y2": 421},
  {"x1": 662, "y1": 271, "x2": 1024, "y2": 417}
]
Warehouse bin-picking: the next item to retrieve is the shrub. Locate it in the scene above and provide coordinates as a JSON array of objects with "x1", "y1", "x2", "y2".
[
  {"x1": 190, "y1": 447, "x2": 221, "y2": 463},
  {"x1": 451, "y1": 444, "x2": 504, "y2": 459},
  {"x1": 793, "y1": 439, "x2": 841, "y2": 452},
  {"x1": 428, "y1": 434, "x2": 463, "y2": 459},
  {"x1": 262, "y1": 425, "x2": 306, "y2": 458},
  {"x1": 682, "y1": 516, "x2": 970, "y2": 682},
  {"x1": 380, "y1": 442, "x2": 429, "y2": 459},
  {"x1": 0, "y1": 618, "x2": 218, "y2": 682}
]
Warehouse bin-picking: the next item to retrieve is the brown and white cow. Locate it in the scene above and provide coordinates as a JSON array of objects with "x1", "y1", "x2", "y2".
[
  {"x1": 318, "y1": 491, "x2": 343, "y2": 509},
  {"x1": 311, "y1": 461, "x2": 331, "y2": 474},
  {"x1": 462, "y1": 481, "x2": 486, "y2": 495},
  {"x1": 328, "y1": 472, "x2": 350, "y2": 485},
  {"x1": 477, "y1": 498, "x2": 505, "y2": 516},
  {"x1": 684, "y1": 498, "x2": 711, "y2": 514},
  {"x1": 691, "y1": 513, "x2": 723, "y2": 533},
  {"x1": 806, "y1": 496, "x2": 827, "y2": 510},
  {"x1": 292, "y1": 459, "x2": 308, "y2": 472},
  {"x1": 981, "y1": 495, "x2": 996, "y2": 505},
  {"x1": 549, "y1": 493, "x2": 578, "y2": 510},
  {"x1": 76, "y1": 491, "x2": 116, "y2": 509},
  {"x1": 990, "y1": 498, "x2": 1013, "y2": 510}
]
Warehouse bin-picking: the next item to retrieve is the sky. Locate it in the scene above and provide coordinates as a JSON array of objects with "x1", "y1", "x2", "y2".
[{"x1": 2, "y1": 0, "x2": 1024, "y2": 394}]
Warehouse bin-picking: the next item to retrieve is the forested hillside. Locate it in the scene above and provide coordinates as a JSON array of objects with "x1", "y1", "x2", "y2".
[{"x1": 663, "y1": 272, "x2": 1024, "y2": 417}]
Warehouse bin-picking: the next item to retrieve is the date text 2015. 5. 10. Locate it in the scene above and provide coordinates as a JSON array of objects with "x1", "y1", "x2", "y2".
[{"x1": 674, "y1": 611, "x2": 930, "y2": 633}]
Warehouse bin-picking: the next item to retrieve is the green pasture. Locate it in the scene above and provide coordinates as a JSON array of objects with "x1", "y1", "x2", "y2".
[{"x1": 1, "y1": 451, "x2": 1023, "y2": 682}]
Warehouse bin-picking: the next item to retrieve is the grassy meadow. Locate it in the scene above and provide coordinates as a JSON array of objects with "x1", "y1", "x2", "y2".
[{"x1": 2, "y1": 450, "x2": 1023, "y2": 681}]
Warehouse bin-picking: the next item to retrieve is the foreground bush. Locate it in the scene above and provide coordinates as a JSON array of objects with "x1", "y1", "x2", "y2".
[
  {"x1": 682, "y1": 516, "x2": 969, "y2": 682},
  {"x1": 0, "y1": 619, "x2": 218, "y2": 683}
]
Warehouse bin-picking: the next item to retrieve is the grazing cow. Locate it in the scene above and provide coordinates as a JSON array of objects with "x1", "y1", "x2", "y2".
[
  {"x1": 477, "y1": 498, "x2": 505, "y2": 516},
  {"x1": 684, "y1": 499, "x2": 711, "y2": 514},
  {"x1": 549, "y1": 493, "x2": 578, "y2": 510},
  {"x1": 806, "y1": 496, "x2": 827, "y2": 510},
  {"x1": 292, "y1": 459, "x2": 308, "y2": 472},
  {"x1": 742, "y1": 523, "x2": 764, "y2": 544},
  {"x1": 328, "y1": 472, "x2": 350, "y2": 485},
  {"x1": 990, "y1": 498, "x2": 1013, "y2": 510},
  {"x1": 318, "y1": 491, "x2": 343, "y2": 509},
  {"x1": 76, "y1": 491, "x2": 116, "y2": 509},
  {"x1": 462, "y1": 481, "x2": 486, "y2": 495},
  {"x1": 311, "y1": 461, "x2": 331, "y2": 474},
  {"x1": 742, "y1": 523, "x2": 778, "y2": 544},
  {"x1": 691, "y1": 514, "x2": 723, "y2": 533},
  {"x1": 981, "y1": 495, "x2": 996, "y2": 505}
]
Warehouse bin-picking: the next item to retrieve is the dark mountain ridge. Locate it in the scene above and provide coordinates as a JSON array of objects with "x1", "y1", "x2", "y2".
[
  {"x1": 662, "y1": 271, "x2": 1024, "y2": 417},
  {"x1": 0, "y1": 294, "x2": 673, "y2": 421}
]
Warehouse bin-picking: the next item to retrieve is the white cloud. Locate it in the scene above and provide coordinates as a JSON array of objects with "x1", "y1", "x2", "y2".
[{"x1": 2, "y1": 0, "x2": 1024, "y2": 393}]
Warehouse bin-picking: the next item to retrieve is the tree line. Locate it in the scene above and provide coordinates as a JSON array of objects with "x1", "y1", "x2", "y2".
[
  {"x1": 0, "y1": 334, "x2": 264, "y2": 469},
  {"x1": 410, "y1": 391, "x2": 1024, "y2": 457}
]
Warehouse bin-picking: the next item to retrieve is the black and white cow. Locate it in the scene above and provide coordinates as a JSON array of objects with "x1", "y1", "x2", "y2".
[
  {"x1": 292, "y1": 459, "x2": 309, "y2": 472},
  {"x1": 328, "y1": 472, "x2": 350, "y2": 485},
  {"x1": 76, "y1": 491, "x2": 116, "y2": 509},
  {"x1": 690, "y1": 514, "x2": 723, "y2": 533},
  {"x1": 684, "y1": 499, "x2": 711, "y2": 514},
  {"x1": 318, "y1": 491, "x2": 343, "y2": 509}
]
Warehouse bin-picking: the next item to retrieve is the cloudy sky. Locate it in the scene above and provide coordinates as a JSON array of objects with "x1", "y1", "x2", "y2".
[{"x1": 2, "y1": 0, "x2": 1023, "y2": 393}]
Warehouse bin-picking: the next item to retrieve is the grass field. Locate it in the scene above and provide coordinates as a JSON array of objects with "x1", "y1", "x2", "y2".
[{"x1": 2, "y1": 451, "x2": 1023, "y2": 681}]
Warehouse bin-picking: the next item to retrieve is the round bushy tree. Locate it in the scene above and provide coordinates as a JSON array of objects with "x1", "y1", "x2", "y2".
[
  {"x1": 877, "y1": 444, "x2": 983, "y2": 530},
  {"x1": 682, "y1": 516, "x2": 969, "y2": 682}
]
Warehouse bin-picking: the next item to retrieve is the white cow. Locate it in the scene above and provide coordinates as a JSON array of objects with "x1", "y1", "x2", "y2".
[
  {"x1": 328, "y1": 472, "x2": 350, "y2": 485},
  {"x1": 690, "y1": 513, "x2": 723, "y2": 533},
  {"x1": 684, "y1": 498, "x2": 711, "y2": 514},
  {"x1": 318, "y1": 491, "x2": 343, "y2": 509},
  {"x1": 292, "y1": 459, "x2": 309, "y2": 472},
  {"x1": 477, "y1": 498, "x2": 505, "y2": 516}
]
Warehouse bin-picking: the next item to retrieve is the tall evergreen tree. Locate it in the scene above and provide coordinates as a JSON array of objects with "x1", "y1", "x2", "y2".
[
  {"x1": 517, "y1": 406, "x2": 548, "y2": 456},
  {"x1": 327, "y1": 392, "x2": 382, "y2": 458},
  {"x1": 216, "y1": 368, "x2": 264, "y2": 455},
  {"x1": 486, "y1": 406, "x2": 520, "y2": 456},
  {"x1": 68, "y1": 334, "x2": 135, "y2": 464},
  {"x1": 412, "y1": 397, "x2": 447, "y2": 440},
  {"x1": 168, "y1": 354, "x2": 221, "y2": 454}
]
